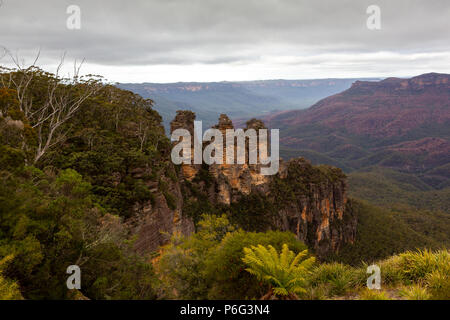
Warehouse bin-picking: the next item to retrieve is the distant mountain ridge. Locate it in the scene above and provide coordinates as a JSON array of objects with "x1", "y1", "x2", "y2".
[
  {"x1": 117, "y1": 78, "x2": 380, "y2": 131},
  {"x1": 265, "y1": 73, "x2": 450, "y2": 136},
  {"x1": 261, "y1": 73, "x2": 450, "y2": 193}
]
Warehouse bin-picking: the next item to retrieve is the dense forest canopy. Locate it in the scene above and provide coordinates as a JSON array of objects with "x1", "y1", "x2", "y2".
[{"x1": 0, "y1": 64, "x2": 168, "y2": 299}]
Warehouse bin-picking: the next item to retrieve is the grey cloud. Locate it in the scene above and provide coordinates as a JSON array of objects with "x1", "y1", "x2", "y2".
[{"x1": 0, "y1": 0, "x2": 449, "y2": 71}]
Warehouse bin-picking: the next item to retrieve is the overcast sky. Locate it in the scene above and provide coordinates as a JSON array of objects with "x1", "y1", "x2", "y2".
[{"x1": 1, "y1": 0, "x2": 449, "y2": 83}]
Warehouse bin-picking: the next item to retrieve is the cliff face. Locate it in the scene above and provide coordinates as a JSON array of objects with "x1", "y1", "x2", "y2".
[
  {"x1": 171, "y1": 111, "x2": 356, "y2": 257},
  {"x1": 272, "y1": 159, "x2": 356, "y2": 257},
  {"x1": 130, "y1": 165, "x2": 195, "y2": 255},
  {"x1": 127, "y1": 110, "x2": 200, "y2": 255}
]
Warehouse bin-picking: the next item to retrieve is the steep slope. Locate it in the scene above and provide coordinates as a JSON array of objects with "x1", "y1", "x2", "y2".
[
  {"x1": 263, "y1": 73, "x2": 450, "y2": 192},
  {"x1": 348, "y1": 167, "x2": 450, "y2": 212},
  {"x1": 328, "y1": 200, "x2": 450, "y2": 265}
]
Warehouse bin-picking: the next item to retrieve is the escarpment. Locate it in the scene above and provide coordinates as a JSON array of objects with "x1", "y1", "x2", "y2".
[
  {"x1": 124, "y1": 111, "x2": 197, "y2": 254},
  {"x1": 171, "y1": 111, "x2": 357, "y2": 257},
  {"x1": 270, "y1": 158, "x2": 357, "y2": 257},
  {"x1": 130, "y1": 165, "x2": 195, "y2": 254}
]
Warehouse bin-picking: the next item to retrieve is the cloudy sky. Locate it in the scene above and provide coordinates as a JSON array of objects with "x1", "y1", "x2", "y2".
[{"x1": 1, "y1": 0, "x2": 449, "y2": 83}]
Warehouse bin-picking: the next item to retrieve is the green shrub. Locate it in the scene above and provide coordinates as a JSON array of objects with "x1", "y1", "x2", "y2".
[
  {"x1": 0, "y1": 255, "x2": 23, "y2": 300},
  {"x1": 301, "y1": 283, "x2": 331, "y2": 300},
  {"x1": 157, "y1": 214, "x2": 236, "y2": 299},
  {"x1": 378, "y1": 255, "x2": 406, "y2": 285},
  {"x1": 309, "y1": 263, "x2": 356, "y2": 297},
  {"x1": 399, "y1": 285, "x2": 431, "y2": 300},
  {"x1": 242, "y1": 244, "x2": 315, "y2": 299},
  {"x1": 396, "y1": 249, "x2": 450, "y2": 282},
  {"x1": 206, "y1": 230, "x2": 308, "y2": 299},
  {"x1": 158, "y1": 215, "x2": 309, "y2": 300},
  {"x1": 0, "y1": 145, "x2": 25, "y2": 169},
  {"x1": 0, "y1": 166, "x2": 157, "y2": 299},
  {"x1": 426, "y1": 267, "x2": 450, "y2": 300},
  {"x1": 359, "y1": 288, "x2": 391, "y2": 300}
]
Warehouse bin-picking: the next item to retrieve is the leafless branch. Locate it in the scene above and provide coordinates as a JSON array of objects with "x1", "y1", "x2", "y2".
[{"x1": 2, "y1": 52, "x2": 101, "y2": 163}]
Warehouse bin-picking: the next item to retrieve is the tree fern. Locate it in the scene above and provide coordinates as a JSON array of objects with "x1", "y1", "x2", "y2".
[{"x1": 242, "y1": 244, "x2": 315, "y2": 299}]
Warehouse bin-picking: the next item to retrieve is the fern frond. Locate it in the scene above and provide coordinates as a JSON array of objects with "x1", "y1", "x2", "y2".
[{"x1": 242, "y1": 243, "x2": 315, "y2": 299}]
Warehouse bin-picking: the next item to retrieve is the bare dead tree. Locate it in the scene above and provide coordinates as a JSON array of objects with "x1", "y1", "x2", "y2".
[
  {"x1": 2, "y1": 51, "x2": 101, "y2": 163},
  {"x1": 4, "y1": 50, "x2": 41, "y2": 117},
  {"x1": 34, "y1": 58, "x2": 101, "y2": 163},
  {"x1": 137, "y1": 120, "x2": 148, "y2": 151}
]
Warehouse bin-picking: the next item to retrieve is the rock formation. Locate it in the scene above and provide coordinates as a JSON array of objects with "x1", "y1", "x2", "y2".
[{"x1": 170, "y1": 111, "x2": 357, "y2": 257}]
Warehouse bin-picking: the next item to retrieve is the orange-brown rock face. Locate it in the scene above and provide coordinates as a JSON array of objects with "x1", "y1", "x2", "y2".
[
  {"x1": 272, "y1": 159, "x2": 356, "y2": 257},
  {"x1": 170, "y1": 110, "x2": 201, "y2": 181},
  {"x1": 171, "y1": 111, "x2": 356, "y2": 258},
  {"x1": 208, "y1": 114, "x2": 270, "y2": 204}
]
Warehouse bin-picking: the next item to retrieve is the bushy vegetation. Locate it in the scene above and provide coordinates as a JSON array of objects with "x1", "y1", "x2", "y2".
[
  {"x1": 308, "y1": 263, "x2": 357, "y2": 297},
  {"x1": 308, "y1": 249, "x2": 449, "y2": 300},
  {"x1": 0, "y1": 65, "x2": 166, "y2": 299},
  {"x1": 158, "y1": 215, "x2": 449, "y2": 300},
  {"x1": 0, "y1": 165, "x2": 157, "y2": 299},
  {"x1": 242, "y1": 244, "x2": 315, "y2": 299},
  {"x1": 158, "y1": 214, "x2": 309, "y2": 299},
  {"x1": 398, "y1": 285, "x2": 431, "y2": 300},
  {"x1": 373, "y1": 250, "x2": 450, "y2": 300},
  {"x1": 358, "y1": 289, "x2": 391, "y2": 300},
  {"x1": 0, "y1": 255, "x2": 23, "y2": 300}
]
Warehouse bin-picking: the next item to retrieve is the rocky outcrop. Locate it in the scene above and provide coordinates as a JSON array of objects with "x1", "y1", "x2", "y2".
[
  {"x1": 208, "y1": 114, "x2": 270, "y2": 205},
  {"x1": 130, "y1": 166, "x2": 194, "y2": 254},
  {"x1": 272, "y1": 159, "x2": 356, "y2": 257},
  {"x1": 171, "y1": 111, "x2": 357, "y2": 257},
  {"x1": 170, "y1": 110, "x2": 201, "y2": 181},
  {"x1": 125, "y1": 111, "x2": 196, "y2": 255}
]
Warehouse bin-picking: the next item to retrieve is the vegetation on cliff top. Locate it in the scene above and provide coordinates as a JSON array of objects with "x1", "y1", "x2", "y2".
[{"x1": 0, "y1": 65, "x2": 167, "y2": 299}]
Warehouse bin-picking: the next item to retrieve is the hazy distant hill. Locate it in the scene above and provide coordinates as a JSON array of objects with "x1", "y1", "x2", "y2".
[
  {"x1": 261, "y1": 73, "x2": 450, "y2": 210},
  {"x1": 118, "y1": 78, "x2": 378, "y2": 131}
]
